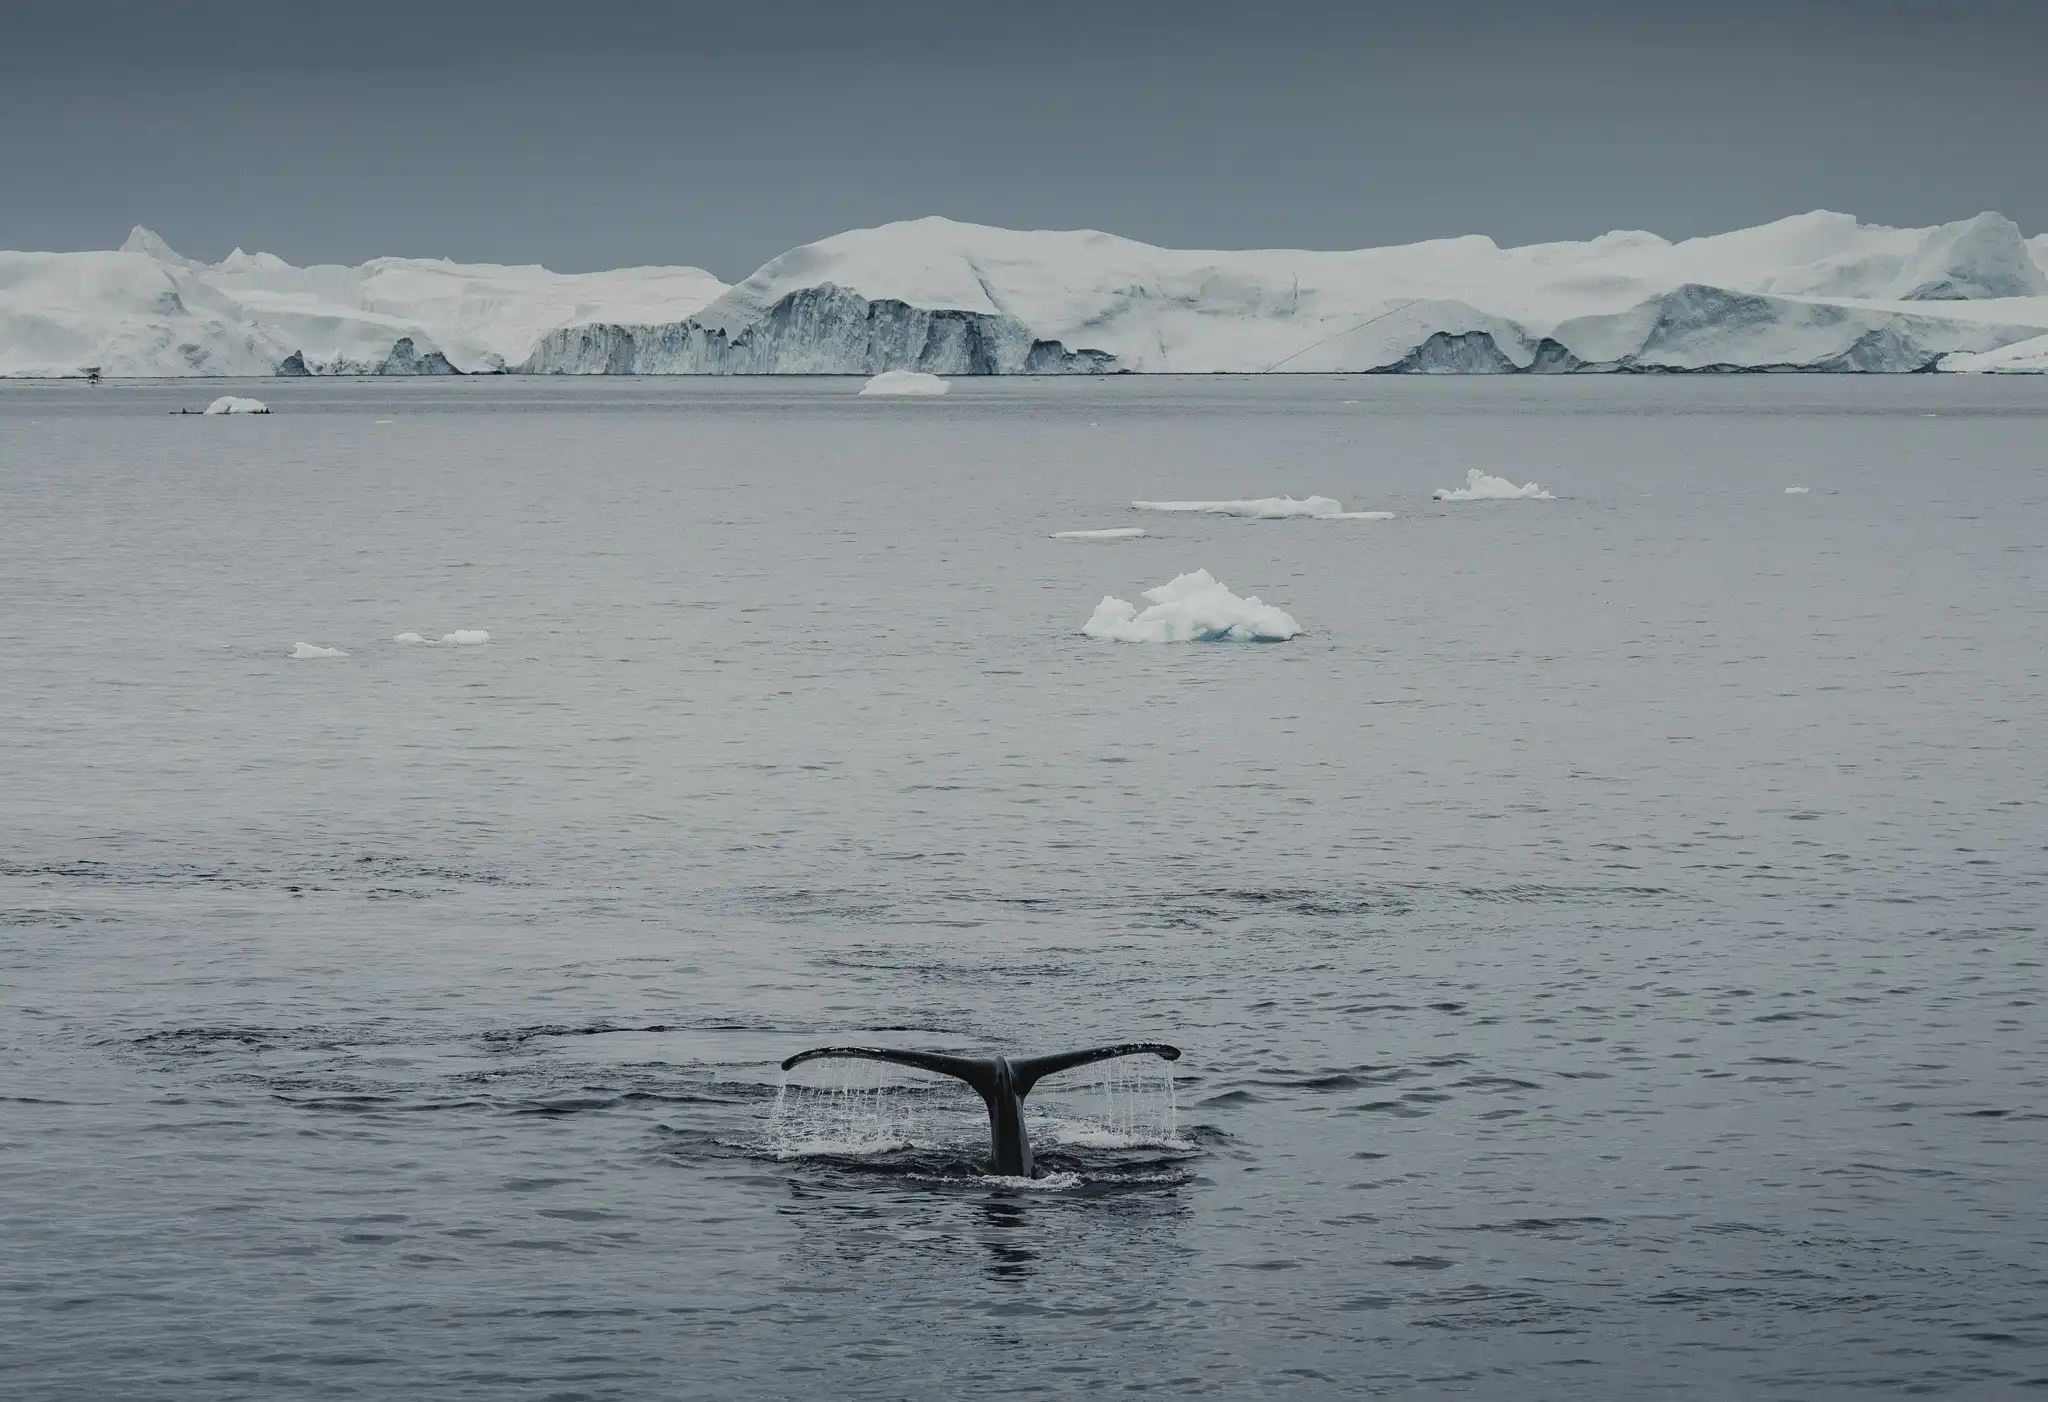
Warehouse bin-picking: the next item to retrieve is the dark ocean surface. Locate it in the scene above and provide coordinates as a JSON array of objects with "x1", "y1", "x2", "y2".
[{"x1": 3, "y1": 376, "x2": 2043, "y2": 1398}]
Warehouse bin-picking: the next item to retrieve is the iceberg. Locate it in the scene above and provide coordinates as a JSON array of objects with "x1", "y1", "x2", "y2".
[
  {"x1": 1433, "y1": 470, "x2": 1554, "y2": 501},
  {"x1": 391, "y1": 629, "x2": 487, "y2": 644},
  {"x1": 1083, "y1": 569, "x2": 1301, "y2": 643},
  {"x1": 1053, "y1": 527, "x2": 1147, "y2": 539},
  {"x1": 203, "y1": 395, "x2": 268, "y2": 415},
  {"x1": 1785, "y1": 486, "x2": 1812, "y2": 495},
  {"x1": 290, "y1": 642, "x2": 348, "y2": 659},
  {"x1": 858, "y1": 369, "x2": 949, "y2": 396}
]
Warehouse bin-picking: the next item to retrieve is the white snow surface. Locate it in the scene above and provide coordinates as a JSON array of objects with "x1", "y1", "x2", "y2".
[
  {"x1": 203, "y1": 396, "x2": 268, "y2": 415},
  {"x1": 858, "y1": 370, "x2": 949, "y2": 396},
  {"x1": 1940, "y1": 331, "x2": 2048, "y2": 373},
  {"x1": 687, "y1": 210, "x2": 2048, "y2": 374},
  {"x1": 1053, "y1": 527, "x2": 1147, "y2": 539},
  {"x1": 1434, "y1": 470, "x2": 1555, "y2": 502},
  {"x1": 1083, "y1": 569, "x2": 1301, "y2": 643},
  {"x1": 290, "y1": 642, "x2": 348, "y2": 659},
  {"x1": 0, "y1": 227, "x2": 726, "y2": 377},
  {"x1": 8, "y1": 212, "x2": 2048, "y2": 376}
]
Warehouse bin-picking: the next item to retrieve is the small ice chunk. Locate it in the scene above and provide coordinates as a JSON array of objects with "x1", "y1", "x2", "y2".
[
  {"x1": 290, "y1": 641, "x2": 348, "y2": 659},
  {"x1": 1083, "y1": 568, "x2": 1301, "y2": 643},
  {"x1": 392, "y1": 632, "x2": 428, "y2": 644},
  {"x1": 204, "y1": 396, "x2": 269, "y2": 415},
  {"x1": 858, "y1": 370, "x2": 949, "y2": 397},
  {"x1": 440, "y1": 630, "x2": 489, "y2": 646},
  {"x1": 1784, "y1": 486, "x2": 1811, "y2": 494},
  {"x1": 1132, "y1": 496, "x2": 1344, "y2": 519},
  {"x1": 1131, "y1": 496, "x2": 1391, "y2": 521},
  {"x1": 1053, "y1": 527, "x2": 1147, "y2": 540},
  {"x1": 1432, "y1": 469, "x2": 1553, "y2": 501}
]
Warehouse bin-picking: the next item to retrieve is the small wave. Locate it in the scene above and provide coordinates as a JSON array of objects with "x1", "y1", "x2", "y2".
[
  {"x1": 1036, "y1": 1122, "x2": 1192, "y2": 1152},
  {"x1": 977, "y1": 1171, "x2": 1082, "y2": 1190},
  {"x1": 130, "y1": 1025, "x2": 279, "y2": 1054}
]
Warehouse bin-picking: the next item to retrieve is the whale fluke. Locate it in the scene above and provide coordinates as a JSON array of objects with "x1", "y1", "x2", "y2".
[{"x1": 778, "y1": 1042, "x2": 1180, "y2": 1177}]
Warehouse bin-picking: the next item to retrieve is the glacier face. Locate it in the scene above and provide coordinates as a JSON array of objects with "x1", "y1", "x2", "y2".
[
  {"x1": 0, "y1": 229, "x2": 729, "y2": 378},
  {"x1": 539, "y1": 210, "x2": 2043, "y2": 376},
  {"x1": 522, "y1": 285, "x2": 1116, "y2": 375},
  {"x1": 5, "y1": 213, "x2": 2048, "y2": 377}
]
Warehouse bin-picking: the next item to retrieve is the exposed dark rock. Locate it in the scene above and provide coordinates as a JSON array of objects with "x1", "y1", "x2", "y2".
[
  {"x1": 1525, "y1": 338, "x2": 1590, "y2": 373},
  {"x1": 1370, "y1": 330, "x2": 1521, "y2": 374},
  {"x1": 519, "y1": 285, "x2": 1118, "y2": 375},
  {"x1": 375, "y1": 337, "x2": 460, "y2": 375}
]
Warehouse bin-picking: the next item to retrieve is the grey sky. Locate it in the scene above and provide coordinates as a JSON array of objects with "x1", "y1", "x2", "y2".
[{"x1": 3, "y1": 0, "x2": 2042, "y2": 279}]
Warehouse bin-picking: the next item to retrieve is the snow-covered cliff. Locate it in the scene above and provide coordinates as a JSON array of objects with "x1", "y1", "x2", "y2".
[{"x1": 5, "y1": 213, "x2": 2047, "y2": 376}]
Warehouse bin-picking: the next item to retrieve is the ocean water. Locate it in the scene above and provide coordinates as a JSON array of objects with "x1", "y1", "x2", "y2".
[{"x1": 2, "y1": 375, "x2": 2043, "y2": 1399}]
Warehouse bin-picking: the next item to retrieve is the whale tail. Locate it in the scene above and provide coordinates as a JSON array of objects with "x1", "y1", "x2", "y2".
[{"x1": 779, "y1": 1042, "x2": 1181, "y2": 1177}]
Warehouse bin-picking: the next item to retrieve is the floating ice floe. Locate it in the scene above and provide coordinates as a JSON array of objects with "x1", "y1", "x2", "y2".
[
  {"x1": 1053, "y1": 527, "x2": 1147, "y2": 540},
  {"x1": 858, "y1": 369, "x2": 949, "y2": 396},
  {"x1": 393, "y1": 629, "x2": 489, "y2": 645},
  {"x1": 290, "y1": 641, "x2": 347, "y2": 659},
  {"x1": 1785, "y1": 486, "x2": 1811, "y2": 494},
  {"x1": 203, "y1": 396, "x2": 269, "y2": 415},
  {"x1": 1083, "y1": 568, "x2": 1301, "y2": 643},
  {"x1": 1432, "y1": 469, "x2": 1554, "y2": 501},
  {"x1": 1131, "y1": 495, "x2": 1391, "y2": 520}
]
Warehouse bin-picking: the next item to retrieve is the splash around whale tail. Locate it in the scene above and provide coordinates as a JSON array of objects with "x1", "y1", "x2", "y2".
[{"x1": 778, "y1": 1042, "x2": 1181, "y2": 1177}]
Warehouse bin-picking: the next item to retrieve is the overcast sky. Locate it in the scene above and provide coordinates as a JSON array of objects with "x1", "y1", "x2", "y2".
[{"x1": 3, "y1": 0, "x2": 2042, "y2": 279}]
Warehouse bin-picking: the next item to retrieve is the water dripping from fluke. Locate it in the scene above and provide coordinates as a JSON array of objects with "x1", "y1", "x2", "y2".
[{"x1": 771, "y1": 1043, "x2": 1182, "y2": 1179}]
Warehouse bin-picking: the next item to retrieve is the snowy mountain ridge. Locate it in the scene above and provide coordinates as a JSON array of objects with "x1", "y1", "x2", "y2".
[
  {"x1": 0, "y1": 230, "x2": 729, "y2": 378},
  {"x1": 5, "y1": 213, "x2": 2047, "y2": 377}
]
